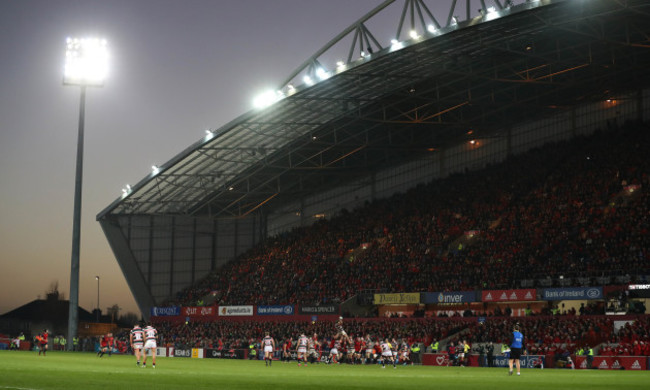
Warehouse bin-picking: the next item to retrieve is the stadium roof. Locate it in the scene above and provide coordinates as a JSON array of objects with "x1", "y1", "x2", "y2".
[{"x1": 97, "y1": 0, "x2": 650, "y2": 221}]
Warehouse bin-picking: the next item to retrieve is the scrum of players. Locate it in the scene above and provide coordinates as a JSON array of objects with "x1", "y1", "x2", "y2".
[{"x1": 271, "y1": 317, "x2": 412, "y2": 368}]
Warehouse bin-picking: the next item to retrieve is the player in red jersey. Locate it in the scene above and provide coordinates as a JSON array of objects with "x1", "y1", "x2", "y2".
[
  {"x1": 37, "y1": 329, "x2": 48, "y2": 356},
  {"x1": 328, "y1": 338, "x2": 341, "y2": 364},
  {"x1": 282, "y1": 337, "x2": 292, "y2": 363},
  {"x1": 98, "y1": 334, "x2": 108, "y2": 357},
  {"x1": 262, "y1": 332, "x2": 275, "y2": 367},
  {"x1": 130, "y1": 324, "x2": 145, "y2": 366},
  {"x1": 106, "y1": 333, "x2": 114, "y2": 357}
]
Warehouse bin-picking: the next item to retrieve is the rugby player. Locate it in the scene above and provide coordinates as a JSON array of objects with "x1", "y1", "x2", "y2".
[
  {"x1": 262, "y1": 331, "x2": 275, "y2": 367},
  {"x1": 130, "y1": 323, "x2": 144, "y2": 366},
  {"x1": 379, "y1": 339, "x2": 396, "y2": 369},
  {"x1": 142, "y1": 324, "x2": 158, "y2": 368},
  {"x1": 296, "y1": 333, "x2": 309, "y2": 366}
]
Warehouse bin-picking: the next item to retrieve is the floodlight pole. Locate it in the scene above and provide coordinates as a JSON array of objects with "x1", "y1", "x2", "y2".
[
  {"x1": 67, "y1": 85, "x2": 86, "y2": 351},
  {"x1": 96, "y1": 275, "x2": 100, "y2": 322}
]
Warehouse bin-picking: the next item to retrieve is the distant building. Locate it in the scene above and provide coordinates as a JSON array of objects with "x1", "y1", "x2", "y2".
[{"x1": 0, "y1": 292, "x2": 94, "y2": 339}]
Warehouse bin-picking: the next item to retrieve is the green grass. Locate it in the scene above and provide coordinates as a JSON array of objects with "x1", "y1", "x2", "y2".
[{"x1": 0, "y1": 351, "x2": 649, "y2": 390}]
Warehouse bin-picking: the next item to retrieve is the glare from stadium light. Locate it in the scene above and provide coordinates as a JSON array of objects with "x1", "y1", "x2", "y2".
[
  {"x1": 303, "y1": 75, "x2": 314, "y2": 86},
  {"x1": 152, "y1": 165, "x2": 160, "y2": 175},
  {"x1": 451, "y1": 16, "x2": 459, "y2": 25},
  {"x1": 205, "y1": 129, "x2": 215, "y2": 141},
  {"x1": 427, "y1": 24, "x2": 437, "y2": 34},
  {"x1": 253, "y1": 89, "x2": 283, "y2": 109},
  {"x1": 121, "y1": 184, "x2": 132, "y2": 198},
  {"x1": 360, "y1": 51, "x2": 367, "y2": 58},
  {"x1": 409, "y1": 30, "x2": 419, "y2": 39},
  {"x1": 63, "y1": 37, "x2": 109, "y2": 86},
  {"x1": 287, "y1": 83, "x2": 296, "y2": 95},
  {"x1": 485, "y1": 6, "x2": 499, "y2": 21},
  {"x1": 336, "y1": 60, "x2": 345, "y2": 68},
  {"x1": 390, "y1": 39, "x2": 403, "y2": 50},
  {"x1": 315, "y1": 67, "x2": 329, "y2": 81}
]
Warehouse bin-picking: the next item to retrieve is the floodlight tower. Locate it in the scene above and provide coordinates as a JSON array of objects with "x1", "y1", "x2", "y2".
[{"x1": 63, "y1": 37, "x2": 108, "y2": 351}]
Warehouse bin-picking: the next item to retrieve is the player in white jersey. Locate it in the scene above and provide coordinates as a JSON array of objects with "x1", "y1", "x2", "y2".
[
  {"x1": 364, "y1": 335, "x2": 375, "y2": 364},
  {"x1": 308, "y1": 334, "x2": 320, "y2": 364},
  {"x1": 379, "y1": 339, "x2": 396, "y2": 369},
  {"x1": 335, "y1": 317, "x2": 351, "y2": 344},
  {"x1": 130, "y1": 324, "x2": 145, "y2": 366},
  {"x1": 296, "y1": 334, "x2": 309, "y2": 366},
  {"x1": 142, "y1": 324, "x2": 158, "y2": 368},
  {"x1": 262, "y1": 332, "x2": 275, "y2": 367}
]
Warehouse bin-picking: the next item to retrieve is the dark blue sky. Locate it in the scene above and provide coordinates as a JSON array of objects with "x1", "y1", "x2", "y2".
[{"x1": 0, "y1": 0, "x2": 513, "y2": 316}]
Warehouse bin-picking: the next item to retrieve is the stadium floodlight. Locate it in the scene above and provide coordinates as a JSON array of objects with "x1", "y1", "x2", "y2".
[
  {"x1": 303, "y1": 75, "x2": 314, "y2": 86},
  {"x1": 152, "y1": 165, "x2": 160, "y2": 175},
  {"x1": 409, "y1": 30, "x2": 419, "y2": 39},
  {"x1": 63, "y1": 38, "x2": 109, "y2": 87},
  {"x1": 95, "y1": 276, "x2": 100, "y2": 322},
  {"x1": 63, "y1": 36, "x2": 108, "y2": 352},
  {"x1": 390, "y1": 39, "x2": 403, "y2": 50},
  {"x1": 427, "y1": 24, "x2": 437, "y2": 33}
]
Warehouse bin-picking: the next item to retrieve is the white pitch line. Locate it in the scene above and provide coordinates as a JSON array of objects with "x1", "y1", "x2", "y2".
[{"x1": 0, "y1": 386, "x2": 41, "y2": 390}]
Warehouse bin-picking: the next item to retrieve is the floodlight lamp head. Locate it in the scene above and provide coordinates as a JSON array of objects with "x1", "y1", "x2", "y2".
[{"x1": 63, "y1": 37, "x2": 108, "y2": 86}]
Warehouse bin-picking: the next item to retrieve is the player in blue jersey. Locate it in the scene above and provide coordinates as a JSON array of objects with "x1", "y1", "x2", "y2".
[{"x1": 509, "y1": 324, "x2": 524, "y2": 376}]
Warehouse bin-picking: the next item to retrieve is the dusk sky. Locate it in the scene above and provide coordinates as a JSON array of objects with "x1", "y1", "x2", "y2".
[{"x1": 0, "y1": 0, "x2": 500, "y2": 317}]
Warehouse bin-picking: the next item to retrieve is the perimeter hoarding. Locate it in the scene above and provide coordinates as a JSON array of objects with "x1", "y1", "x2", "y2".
[
  {"x1": 422, "y1": 291, "x2": 476, "y2": 304},
  {"x1": 218, "y1": 305, "x2": 253, "y2": 316},
  {"x1": 298, "y1": 305, "x2": 339, "y2": 315},
  {"x1": 257, "y1": 305, "x2": 294, "y2": 315},
  {"x1": 423, "y1": 354, "x2": 545, "y2": 368},
  {"x1": 576, "y1": 356, "x2": 647, "y2": 370},
  {"x1": 150, "y1": 306, "x2": 181, "y2": 316},
  {"x1": 541, "y1": 287, "x2": 603, "y2": 300},
  {"x1": 481, "y1": 289, "x2": 536, "y2": 302},
  {"x1": 373, "y1": 292, "x2": 420, "y2": 305}
]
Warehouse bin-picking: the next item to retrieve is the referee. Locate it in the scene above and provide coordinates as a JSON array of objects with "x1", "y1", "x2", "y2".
[{"x1": 508, "y1": 324, "x2": 523, "y2": 376}]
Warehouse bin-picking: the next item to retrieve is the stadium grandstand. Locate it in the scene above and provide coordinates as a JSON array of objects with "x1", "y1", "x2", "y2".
[{"x1": 97, "y1": 0, "x2": 650, "y2": 322}]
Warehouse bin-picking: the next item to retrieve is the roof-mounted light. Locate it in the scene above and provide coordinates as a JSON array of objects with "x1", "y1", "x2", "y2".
[{"x1": 315, "y1": 67, "x2": 329, "y2": 81}]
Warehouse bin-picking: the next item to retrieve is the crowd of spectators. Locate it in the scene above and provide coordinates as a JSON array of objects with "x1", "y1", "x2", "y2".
[
  {"x1": 461, "y1": 316, "x2": 613, "y2": 355},
  {"x1": 166, "y1": 122, "x2": 650, "y2": 308},
  {"x1": 599, "y1": 315, "x2": 650, "y2": 356}
]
